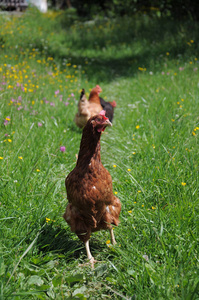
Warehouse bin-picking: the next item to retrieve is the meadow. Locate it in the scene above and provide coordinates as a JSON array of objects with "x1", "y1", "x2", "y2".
[{"x1": 0, "y1": 8, "x2": 199, "y2": 299}]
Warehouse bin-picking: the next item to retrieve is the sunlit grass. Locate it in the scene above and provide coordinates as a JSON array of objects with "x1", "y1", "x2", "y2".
[{"x1": 0, "y1": 8, "x2": 199, "y2": 299}]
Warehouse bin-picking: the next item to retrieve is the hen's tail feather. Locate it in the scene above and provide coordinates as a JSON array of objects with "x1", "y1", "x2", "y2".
[{"x1": 80, "y1": 88, "x2": 85, "y2": 100}]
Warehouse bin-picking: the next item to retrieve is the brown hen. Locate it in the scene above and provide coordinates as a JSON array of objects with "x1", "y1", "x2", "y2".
[{"x1": 63, "y1": 111, "x2": 121, "y2": 267}]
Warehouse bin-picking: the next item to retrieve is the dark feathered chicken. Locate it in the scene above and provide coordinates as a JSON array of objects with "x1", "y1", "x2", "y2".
[
  {"x1": 99, "y1": 96, "x2": 116, "y2": 123},
  {"x1": 63, "y1": 111, "x2": 121, "y2": 267}
]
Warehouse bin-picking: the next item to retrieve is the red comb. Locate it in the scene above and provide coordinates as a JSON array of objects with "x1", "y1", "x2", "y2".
[
  {"x1": 99, "y1": 110, "x2": 106, "y2": 116},
  {"x1": 96, "y1": 85, "x2": 102, "y2": 93},
  {"x1": 99, "y1": 110, "x2": 109, "y2": 120}
]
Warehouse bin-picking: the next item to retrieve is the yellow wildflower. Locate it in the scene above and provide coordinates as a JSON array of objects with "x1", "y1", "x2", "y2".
[
  {"x1": 181, "y1": 182, "x2": 186, "y2": 186},
  {"x1": 18, "y1": 156, "x2": 23, "y2": 159},
  {"x1": 0, "y1": 157, "x2": 3, "y2": 160}
]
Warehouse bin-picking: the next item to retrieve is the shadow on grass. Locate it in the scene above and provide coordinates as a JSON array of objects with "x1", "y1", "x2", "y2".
[
  {"x1": 46, "y1": 16, "x2": 199, "y2": 83},
  {"x1": 37, "y1": 224, "x2": 106, "y2": 260}
]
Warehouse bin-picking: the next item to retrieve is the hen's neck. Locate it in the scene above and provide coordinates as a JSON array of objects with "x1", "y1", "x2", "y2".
[
  {"x1": 76, "y1": 130, "x2": 101, "y2": 167},
  {"x1": 89, "y1": 93, "x2": 100, "y2": 104}
]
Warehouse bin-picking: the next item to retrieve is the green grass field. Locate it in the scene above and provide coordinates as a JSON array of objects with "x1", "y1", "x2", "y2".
[{"x1": 0, "y1": 8, "x2": 199, "y2": 299}]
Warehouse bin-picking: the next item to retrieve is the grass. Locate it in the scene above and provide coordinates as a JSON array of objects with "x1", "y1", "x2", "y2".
[{"x1": 0, "y1": 8, "x2": 199, "y2": 299}]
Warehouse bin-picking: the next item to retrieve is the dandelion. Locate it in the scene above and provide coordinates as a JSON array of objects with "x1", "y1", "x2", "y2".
[
  {"x1": 114, "y1": 191, "x2": 118, "y2": 195},
  {"x1": 128, "y1": 210, "x2": 132, "y2": 213},
  {"x1": 192, "y1": 131, "x2": 196, "y2": 136},
  {"x1": 106, "y1": 240, "x2": 111, "y2": 244},
  {"x1": 181, "y1": 182, "x2": 186, "y2": 186},
  {"x1": 138, "y1": 190, "x2": 141, "y2": 193},
  {"x1": 152, "y1": 206, "x2": 156, "y2": 210},
  {"x1": 0, "y1": 157, "x2": 3, "y2": 160},
  {"x1": 134, "y1": 201, "x2": 137, "y2": 204},
  {"x1": 5, "y1": 117, "x2": 11, "y2": 121},
  {"x1": 142, "y1": 205, "x2": 144, "y2": 207},
  {"x1": 127, "y1": 168, "x2": 131, "y2": 171},
  {"x1": 7, "y1": 139, "x2": 12, "y2": 142},
  {"x1": 18, "y1": 156, "x2": 23, "y2": 159},
  {"x1": 133, "y1": 152, "x2": 136, "y2": 155},
  {"x1": 136, "y1": 125, "x2": 140, "y2": 129},
  {"x1": 166, "y1": 52, "x2": 170, "y2": 56},
  {"x1": 113, "y1": 165, "x2": 117, "y2": 168},
  {"x1": 60, "y1": 146, "x2": 66, "y2": 152},
  {"x1": 36, "y1": 169, "x2": 40, "y2": 172},
  {"x1": 46, "y1": 217, "x2": 50, "y2": 223}
]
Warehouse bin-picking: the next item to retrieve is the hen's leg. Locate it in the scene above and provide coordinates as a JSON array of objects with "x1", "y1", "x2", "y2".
[
  {"x1": 109, "y1": 227, "x2": 116, "y2": 245},
  {"x1": 85, "y1": 240, "x2": 95, "y2": 268}
]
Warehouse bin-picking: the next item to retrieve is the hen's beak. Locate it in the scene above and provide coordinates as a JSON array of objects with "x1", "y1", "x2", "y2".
[{"x1": 104, "y1": 119, "x2": 112, "y2": 127}]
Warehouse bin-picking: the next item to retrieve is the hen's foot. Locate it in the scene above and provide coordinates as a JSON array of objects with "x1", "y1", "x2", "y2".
[{"x1": 79, "y1": 257, "x2": 99, "y2": 269}]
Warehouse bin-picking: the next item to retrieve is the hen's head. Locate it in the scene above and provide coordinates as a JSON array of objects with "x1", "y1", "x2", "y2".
[
  {"x1": 90, "y1": 85, "x2": 102, "y2": 96},
  {"x1": 90, "y1": 110, "x2": 112, "y2": 133}
]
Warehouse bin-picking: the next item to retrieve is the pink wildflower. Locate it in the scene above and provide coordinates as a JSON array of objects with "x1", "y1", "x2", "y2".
[{"x1": 60, "y1": 146, "x2": 66, "y2": 152}]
